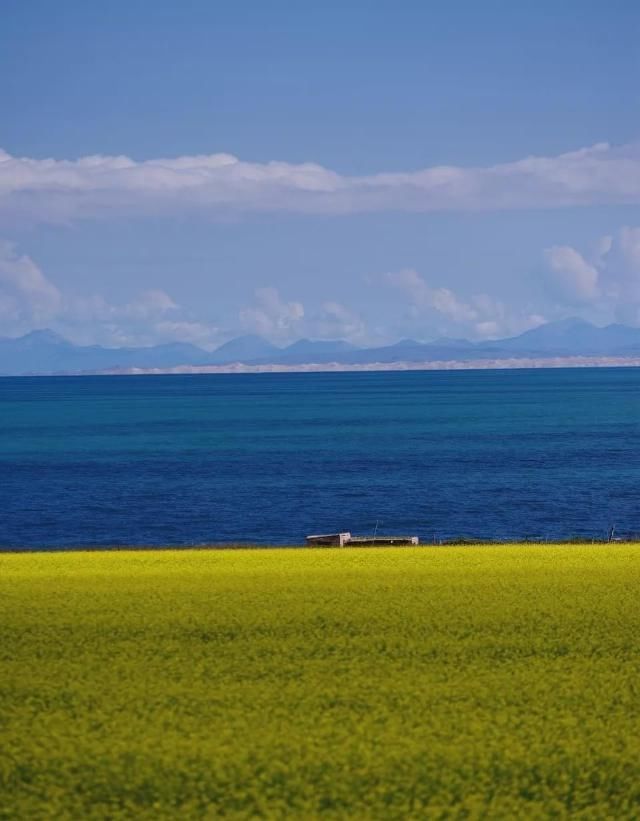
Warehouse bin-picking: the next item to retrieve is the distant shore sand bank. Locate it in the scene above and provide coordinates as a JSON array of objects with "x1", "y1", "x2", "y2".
[{"x1": 101, "y1": 355, "x2": 640, "y2": 375}]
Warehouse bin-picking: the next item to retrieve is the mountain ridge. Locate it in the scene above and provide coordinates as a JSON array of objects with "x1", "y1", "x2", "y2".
[{"x1": 3, "y1": 318, "x2": 640, "y2": 375}]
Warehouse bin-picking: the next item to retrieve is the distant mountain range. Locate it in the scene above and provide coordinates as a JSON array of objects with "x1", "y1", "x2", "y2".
[{"x1": 3, "y1": 318, "x2": 640, "y2": 375}]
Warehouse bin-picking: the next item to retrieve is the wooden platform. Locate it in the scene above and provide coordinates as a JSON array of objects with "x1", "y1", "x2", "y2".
[
  {"x1": 306, "y1": 532, "x2": 419, "y2": 547},
  {"x1": 305, "y1": 532, "x2": 351, "y2": 547},
  {"x1": 346, "y1": 536, "x2": 419, "y2": 546}
]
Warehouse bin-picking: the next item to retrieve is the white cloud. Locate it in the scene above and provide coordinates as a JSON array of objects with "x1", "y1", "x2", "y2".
[
  {"x1": 0, "y1": 243, "x2": 365, "y2": 347},
  {"x1": 386, "y1": 268, "x2": 545, "y2": 339},
  {"x1": 387, "y1": 269, "x2": 479, "y2": 324},
  {"x1": 1, "y1": 141, "x2": 639, "y2": 225},
  {"x1": 239, "y1": 287, "x2": 305, "y2": 339},
  {"x1": 545, "y1": 226, "x2": 640, "y2": 324},
  {"x1": 311, "y1": 301, "x2": 366, "y2": 341},
  {"x1": 545, "y1": 246, "x2": 600, "y2": 301},
  {"x1": 60, "y1": 288, "x2": 179, "y2": 327},
  {"x1": 0, "y1": 240, "x2": 62, "y2": 323},
  {"x1": 152, "y1": 320, "x2": 221, "y2": 349},
  {"x1": 0, "y1": 240, "x2": 223, "y2": 347},
  {"x1": 238, "y1": 288, "x2": 369, "y2": 343}
]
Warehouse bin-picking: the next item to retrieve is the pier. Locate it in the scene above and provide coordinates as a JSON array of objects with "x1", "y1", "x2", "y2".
[{"x1": 306, "y1": 532, "x2": 419, "y2": 547}]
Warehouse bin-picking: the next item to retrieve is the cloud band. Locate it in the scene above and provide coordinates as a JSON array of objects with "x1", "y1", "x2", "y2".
[{"x1": 1, "y1": 142, "x2": 639, "y2": 225}]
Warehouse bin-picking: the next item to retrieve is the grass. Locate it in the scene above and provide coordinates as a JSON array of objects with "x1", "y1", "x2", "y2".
[{"x1": 1, "y1": 545, "x2": 640, "y2": 819}]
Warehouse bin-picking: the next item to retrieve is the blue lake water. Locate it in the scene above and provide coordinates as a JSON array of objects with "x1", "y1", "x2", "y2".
[{"x1": 1, "y1": 368, "x2": 640, "y2": 548}]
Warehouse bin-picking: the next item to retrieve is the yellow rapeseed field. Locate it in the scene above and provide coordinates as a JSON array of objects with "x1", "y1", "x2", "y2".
[{"x1": 1, "y1": 545, "x2": 640, "y2": 819}]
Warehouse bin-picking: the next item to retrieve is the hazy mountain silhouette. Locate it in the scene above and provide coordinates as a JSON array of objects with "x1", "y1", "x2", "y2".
[
  {"x1": 479, "y1": 318, "x2": 640, "y2": 356},
  {"x1": 207, "y1": 335, "x2": 279, "y2": 364},
  {"x1": 0, "y1": 330, "x2": 211, "y2": 375},
  {"x1": 3, "y1": 319, "x2": 640, "y2": 375}
]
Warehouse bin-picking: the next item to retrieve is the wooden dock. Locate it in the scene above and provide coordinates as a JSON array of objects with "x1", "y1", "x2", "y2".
[
  {"x1": 346, "y1": 535, "x2": 419, "y2": 546},
  {"x1": 306, "y1": 532, "x2": 419, "y2": 547}
]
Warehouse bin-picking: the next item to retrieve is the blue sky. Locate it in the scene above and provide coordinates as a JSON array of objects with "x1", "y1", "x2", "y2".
[{"x1": 1, "y1": 0, "x2": 639, "y2": 347}]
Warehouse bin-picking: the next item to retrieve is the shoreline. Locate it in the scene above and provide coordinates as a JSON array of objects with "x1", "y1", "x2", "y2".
[
  {"x1": 2, "y1": 539, "x2": 635, "y2": 554},
  {"x1": 3, "y1": 354, "x2": 640, "y2": 377},
  {"x1": 104, "y1": 355, "x2": 640, "y2": 375}
]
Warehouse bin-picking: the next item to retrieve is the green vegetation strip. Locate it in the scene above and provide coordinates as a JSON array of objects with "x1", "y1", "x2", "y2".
[{"x1": 1, "y1": 546, "x2": 640, "y2": 819}]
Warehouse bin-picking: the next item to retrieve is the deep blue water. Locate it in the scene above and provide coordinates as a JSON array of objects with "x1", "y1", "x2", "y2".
[{"x1": 1, "y1": 369, "x2": 640, "y2": 548}]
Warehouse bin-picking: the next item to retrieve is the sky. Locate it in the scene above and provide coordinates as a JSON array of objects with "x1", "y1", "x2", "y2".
[{"x1": 1, "y1": 0, "x2": 639, "y2": 349}]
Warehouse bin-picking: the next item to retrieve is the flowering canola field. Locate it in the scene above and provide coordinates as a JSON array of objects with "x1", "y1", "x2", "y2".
[{"x1": 1, "y1": 545, "x2": 640, "y2": 819}]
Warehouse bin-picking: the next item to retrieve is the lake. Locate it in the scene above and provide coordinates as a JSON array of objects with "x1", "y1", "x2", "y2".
[{"x1": 1, "y1": 368, "x2": 639, "y2": 548}]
